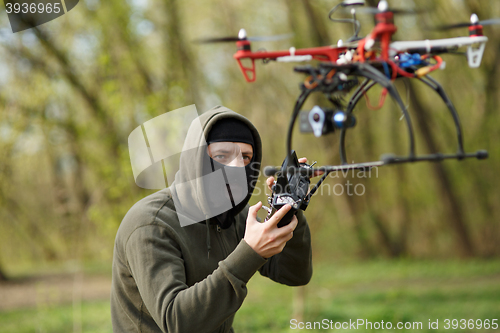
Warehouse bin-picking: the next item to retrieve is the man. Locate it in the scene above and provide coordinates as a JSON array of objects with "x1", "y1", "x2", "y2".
[{"x1": 111, "y1": 105, "x2": 313, "y2": 332}]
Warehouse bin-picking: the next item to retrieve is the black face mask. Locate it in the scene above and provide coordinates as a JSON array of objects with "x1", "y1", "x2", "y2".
[
  {"x1": 201, "y1": 150, "x2": 259, "y2": 228},
  {"x1": 203, "y1": 118, "x2": 258, "y2": 228}
]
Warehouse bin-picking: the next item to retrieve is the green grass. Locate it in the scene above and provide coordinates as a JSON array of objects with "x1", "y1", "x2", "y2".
[
  {"x1": 1, "y1": 260, "x2": 499, "y2": 332},
  {"x1": 233, "y1": 259, "x2": 500, "y2": 333},
  {"x1": 0, "y1": 300, "x2": 112, "y2": 333}
]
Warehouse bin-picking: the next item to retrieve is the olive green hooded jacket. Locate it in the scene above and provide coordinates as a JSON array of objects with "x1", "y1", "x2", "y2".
[{"x1": 110, "y1": 106, "x2": 313, "y2": 333}]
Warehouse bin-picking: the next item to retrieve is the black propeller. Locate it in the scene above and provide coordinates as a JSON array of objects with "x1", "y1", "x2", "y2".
[
  {"x1": 194, "y1": 29, "x2": 293, "y2": 44},
  {"x1": 434, "y1": 15, "x2": 500, "y2": 31},
  {"x1": 351, "y1": 8, "x2": 425, "y2": 15},
  {"x1": 339, "y1": 0, "x2": 426, "y2": 15}
]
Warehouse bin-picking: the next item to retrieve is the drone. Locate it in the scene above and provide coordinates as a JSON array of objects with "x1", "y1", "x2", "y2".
[{"x1": 197, "y1": 0, "x2": 493, "y2": 225}]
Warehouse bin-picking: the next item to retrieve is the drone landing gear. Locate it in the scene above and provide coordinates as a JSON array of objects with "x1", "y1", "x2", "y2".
[
  {"x1": 282, "y1": 62, "x2": 488, "y2": 187},
  {"x1": 336, "y1": 64, "x2": 488, "y2": 169},
  {"x1": 380, "y1": 151, "x2": 488, "y2": 164}
]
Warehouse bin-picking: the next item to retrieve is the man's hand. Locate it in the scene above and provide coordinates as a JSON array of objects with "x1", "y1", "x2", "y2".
[
  {"x1": 266, "y1": 157, "x2": 324, "y2": 192},
  {"x1": 243, "y1": 202, "x2": 298, "y2": 259}
]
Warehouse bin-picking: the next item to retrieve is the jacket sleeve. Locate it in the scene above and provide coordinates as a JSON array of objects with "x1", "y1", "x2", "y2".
[
  {"x1": 125, "y1": 225, "x2": 266, "y2": 333},
  {"x1": 257, "y1": 210, "x2": 313, "y2": 286}
]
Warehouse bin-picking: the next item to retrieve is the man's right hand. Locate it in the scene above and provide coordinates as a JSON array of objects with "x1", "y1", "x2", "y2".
[{"x1": 243, "y1": 202, "x2": 298, "y2": 259}]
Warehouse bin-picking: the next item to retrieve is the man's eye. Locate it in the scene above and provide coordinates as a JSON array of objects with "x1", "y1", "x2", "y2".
[{"x1": 214, "y1": 155, "x2": 226, "y2": 160}]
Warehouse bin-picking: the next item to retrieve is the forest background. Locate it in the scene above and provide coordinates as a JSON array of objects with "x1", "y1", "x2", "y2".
[{"x1": 0, "y1": 0, "x2": 499, "y2": 332}]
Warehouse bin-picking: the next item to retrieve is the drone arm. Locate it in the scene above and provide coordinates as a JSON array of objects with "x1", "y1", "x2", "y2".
[
  {"x1": 389, "y1": 36, "x2": 488, "y2": 68},
  {"x1": 233, "y1": 46, "x2": 346, "y2": 82},
  {"x1": 234, "y1": 46, "x2": 345, "y2": 62}
]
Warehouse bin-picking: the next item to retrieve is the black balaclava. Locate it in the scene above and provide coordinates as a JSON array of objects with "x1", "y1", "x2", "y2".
[
  {"x1": 204, "y1": 118, "x2": 257, "y2": 228},
  {"x1": 206, "y1": 118, "x2": 255, "y2": 147}
]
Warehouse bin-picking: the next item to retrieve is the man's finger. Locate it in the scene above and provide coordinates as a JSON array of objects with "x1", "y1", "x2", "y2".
[
  {"x1": 288, "y1": 215, "x2": 298, "y2": 230},
  {"x1": 298, "y1": 156, "x2": 325, "y2": 178},
  {"x1": 285, "y1": 215, "x2": 298, "y2": 230},
  {"x1": 298, "y1": 157, "x2": 323, "y2": 178},
  {"x1": 265, "y1": 204, "x2": 292, "y2": 227},
  {"x1": 275, "y1": 216, "x2": 298, "y2": 239},
  {"x1": 248, "y1": 201, "x2": 262, "y2": 220},
  {"x1": 266, "y1": 176, "x2": 275, "y2": 190}
]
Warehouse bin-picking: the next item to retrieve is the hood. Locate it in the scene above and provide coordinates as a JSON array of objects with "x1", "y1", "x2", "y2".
[{"x1": 170, "y1": 105, "x2": 262, "y2": 227}]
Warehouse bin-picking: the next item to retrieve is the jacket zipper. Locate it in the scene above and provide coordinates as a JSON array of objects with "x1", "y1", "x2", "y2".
[
  {"x1": 215, "y1": 225, "x2": 230, "y2": 333},
  {"x1": 216, "y1": 225, "x2": 230, "y2": 257}
]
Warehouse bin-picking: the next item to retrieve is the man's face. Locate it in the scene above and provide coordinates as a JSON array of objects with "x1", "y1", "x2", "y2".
[
  {"x1": 205, "y1": 141, "x2": 254, "y2": 210},
  {"x1": 207, "y1": 142, "x2": 253, "y2": 167}
]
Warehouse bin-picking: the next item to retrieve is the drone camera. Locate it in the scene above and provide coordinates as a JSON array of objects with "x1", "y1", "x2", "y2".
[
  {"x1": 300, "y1": 106, "x2": 356, "y2": 136},
  {"x1": 333, "y1": 111, "x2": 356, "y2": 129},
  {"x1": 309, "y1": 106, "x2": 328, "y2": 137},
  {"x1": 300, "y1": 106, "x2": 334, "y2": 137}
]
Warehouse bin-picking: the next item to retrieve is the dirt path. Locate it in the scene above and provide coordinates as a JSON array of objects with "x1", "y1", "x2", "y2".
[{"x1": 0, "y1": 273, "x2": 111, "y2": 311}]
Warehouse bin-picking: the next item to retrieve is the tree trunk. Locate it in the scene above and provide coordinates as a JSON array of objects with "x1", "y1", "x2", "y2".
[
  {"x1": 0, "y1": 265, "x2": 7, "y2": 282},
  {"x1": 409, "y1": 82, "x2": 475, "y2": 257},
  {"x1": 301, "y1": 0, "x2": 331, "y2": 46},
  {"x1": 292, "y1": 286, "x2": 306, "y2": 322}
]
